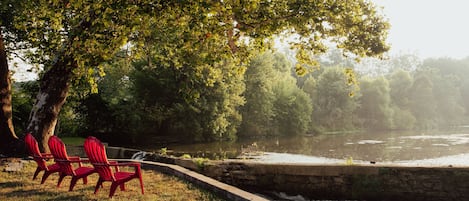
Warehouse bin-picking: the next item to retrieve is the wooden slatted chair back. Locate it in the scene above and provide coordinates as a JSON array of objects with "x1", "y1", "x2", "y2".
[
  {"x1": 84, "y1": 136, "x2": 144, "y2": 197},
  {"x1": 83, "y1": 136, "x2": 115, "y2": 181},
  {"x1": 48, "y1": 136, "x2": 76, "y2": 176},
  {"x1": 47, "y1": 135, "x2": 96, "y2": 191},
  {"x1": 25, "y1": 133, "x2": 48, "y2": 170}
]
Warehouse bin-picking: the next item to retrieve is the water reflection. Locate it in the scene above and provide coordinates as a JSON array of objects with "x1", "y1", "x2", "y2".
[{"x1": 165, "y1": 129, "x2": 469, "y2": 164}]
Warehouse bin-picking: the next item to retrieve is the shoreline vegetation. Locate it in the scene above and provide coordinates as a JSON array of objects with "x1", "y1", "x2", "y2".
[{"x1": 0, "y1": 159, "x2": 225, "y2": 201}]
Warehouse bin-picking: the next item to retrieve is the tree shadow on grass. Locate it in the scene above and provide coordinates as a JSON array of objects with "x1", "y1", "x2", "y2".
[
  {"x1": 0, "y1": 181, "x2": 23, "y2": 188},
  {"x1": 1, "y1": 184, "x2": 98, "y2": 201},
  {"x1": 3, "y1": 189, "x2": 56, "y2": 198},
  {"x1": 44, "y1": 194, "x2": 98, "y2": 201}
]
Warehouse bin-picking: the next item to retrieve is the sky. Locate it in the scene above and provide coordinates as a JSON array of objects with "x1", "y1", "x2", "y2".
[{"x1": 372, "y1": 0, "x2": 469, "y2": 59}]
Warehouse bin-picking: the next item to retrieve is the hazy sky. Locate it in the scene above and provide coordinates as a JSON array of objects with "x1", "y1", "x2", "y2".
[{"x1": 372, "y1": 0, "x2": 469, "y2": 59}]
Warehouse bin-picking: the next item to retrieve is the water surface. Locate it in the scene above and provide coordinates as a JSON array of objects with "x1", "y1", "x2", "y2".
[{"x1": 166, "y1": 129, "x2": 469, "y2": 165}]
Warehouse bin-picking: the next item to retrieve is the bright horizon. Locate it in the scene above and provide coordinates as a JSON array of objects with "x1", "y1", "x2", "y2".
[{"x1": 373, "y1": 0, "x2": 469, "y2": 59}]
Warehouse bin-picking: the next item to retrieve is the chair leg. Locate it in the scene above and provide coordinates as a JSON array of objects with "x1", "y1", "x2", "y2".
[
  {"x1": 33, "y1": 167, "x2": 42, "y2": 180},
  {"x1": 94, "y1": 178, "x2": 104, "y2": 194},
  {"x1": 82, "y1": 176, "x2": 88, "y2": 184},
  {"x1": 57, "y1": 173, "x2": 66, "y2": 187},
  {"x1": 138, "y1": 176, "x2": 144, "y2": 194},
  {"x1": 41, "y1": 170, "x2": 53, "y2": 184},
  {"x1": 109, "y1": 183, "x2": 119, "y2": 198},
  {"x1": 69, "y1": 177, "x2": 79, "y2": 191},
  {"x1": 120, "y1": 183, "x2": 125, "y2": 191}
]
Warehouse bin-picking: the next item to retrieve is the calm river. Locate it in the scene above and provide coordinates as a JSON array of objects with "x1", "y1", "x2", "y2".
[{"x1": 166, "y1": 127, "x2": 469, "y2": 166}]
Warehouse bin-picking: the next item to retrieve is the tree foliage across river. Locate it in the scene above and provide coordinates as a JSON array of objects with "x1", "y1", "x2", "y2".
[{"x1": 13, "y1": 52, "x2": 469, "y2": 147}]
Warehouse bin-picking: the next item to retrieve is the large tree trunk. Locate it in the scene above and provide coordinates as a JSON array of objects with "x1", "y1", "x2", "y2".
[
  {"x1": 26, "y1": 15, "x2": 93, "y2": 153},
  {"x1": 0, "y1": 29, "x2": 19, "y2": 156},
  {"x1": 26, "y1": 55, "x2": 74, "y2": 153}
]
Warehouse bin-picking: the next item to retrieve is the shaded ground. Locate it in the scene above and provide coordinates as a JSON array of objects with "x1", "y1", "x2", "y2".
[{"x1": 0, "y1": 159, "x2": 224, "y2": 201}]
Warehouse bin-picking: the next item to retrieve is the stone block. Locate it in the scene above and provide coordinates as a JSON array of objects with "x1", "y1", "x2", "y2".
[{"x1": 3, "y1": 161, "x2": 23, "y2": 172}]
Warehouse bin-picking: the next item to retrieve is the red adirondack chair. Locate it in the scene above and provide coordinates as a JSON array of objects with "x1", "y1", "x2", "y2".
[
  {"x1": 84, "y1": 136, "x2": 144, "y2": 198},
  {"x1": 48, "y1": 135, "x2": 96, "y2": 191},
  {"x1": 24, "y1": 133, "x2": 60, "y2": 184}
]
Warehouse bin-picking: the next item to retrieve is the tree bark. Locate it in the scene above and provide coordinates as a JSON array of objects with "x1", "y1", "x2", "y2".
[
  {"x1": 26, "y1": 54, "x2": 74, "y2": 153},
  {"x1": 0, "y1": 28, "x2": 19, "y2": 156}
]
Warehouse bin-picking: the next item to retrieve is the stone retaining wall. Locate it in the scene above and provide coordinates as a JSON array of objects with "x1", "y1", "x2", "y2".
[
  {"x1": 67, "y1": 146, "x2": 469, "y2": 201},
  {"x1": 66, "y1": 145, "x2": 140, "y2": 159},
  {"x1": 200, "y1": 162, "x2": 469, "y2": 201}
]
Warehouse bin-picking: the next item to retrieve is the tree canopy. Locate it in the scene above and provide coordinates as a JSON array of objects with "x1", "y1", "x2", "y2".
[
  {"x1": 14, "y1": 0, "x2": 390, "y2": 81},
  {"x1": 2, "y1": 0, "x2": 390, "y2": 151}
]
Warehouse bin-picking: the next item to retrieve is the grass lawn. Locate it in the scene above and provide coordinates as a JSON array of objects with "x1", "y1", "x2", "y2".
[
  {"x1": 0, "y1": 159, "x2": 225, "y2": 201},
  {"x1": 61, "y1": 137, "x2": 86, "y2": 146}
]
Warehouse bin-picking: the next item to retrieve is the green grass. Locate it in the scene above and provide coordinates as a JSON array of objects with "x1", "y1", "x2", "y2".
[
  {"x1": 61, "y1": 137, "x2": 86, "y2": 146},
  {"x1": 0, "y1": 160, "x2": 225, "y2": 201}
]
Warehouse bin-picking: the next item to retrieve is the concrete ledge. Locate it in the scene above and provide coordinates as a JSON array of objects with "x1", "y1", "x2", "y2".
[{"x1": 140, "y1": 161, "x2": 269, "y2": 201}]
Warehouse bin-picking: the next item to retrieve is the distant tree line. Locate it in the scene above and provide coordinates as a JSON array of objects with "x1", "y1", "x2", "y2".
[
  {"x1": 11, "y1": 52, "x2": 469, "y2": 145},
  {"x1": 302, "y1": 53, "x2": 469, "y2": 132}
]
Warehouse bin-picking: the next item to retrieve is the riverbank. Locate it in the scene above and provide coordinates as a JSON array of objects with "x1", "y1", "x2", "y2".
[
  {"x1": 122, "y1": 150, "x2": 469, "y2": 201},
  {"x1": 64, "y1": 143, "x2": 469, "y2": 200}
]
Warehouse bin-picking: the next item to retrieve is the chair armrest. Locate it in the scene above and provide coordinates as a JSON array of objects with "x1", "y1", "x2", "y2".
[
  {"x1": 41, "y1": 153, "x2": 54, "y2": 158},
  {"x1": 89, "y1": 161, "x2": 121, "y2": 172},
  {"x1": 109, "y1": 162, "x2": 141, "y2": 174},
  {"x1": 69, "y1": 156, "x2": 88, "y2": 167},
  {"x1": 33, "y1": 155, "x2": 51, "y2": 159},
  {"x1": 73, "y1": 159, "x2": 90, "y2": 163},
  {"x1": 70, "y1": 158, "x2": 89, "y2": 163},
  {"x1": 109, "y1": 162, "x2": 140, "y2": 167},
  {"x1": 39, "y1": 153, "x2": 54, "y2": 160},
  {"x1": 109, "y1": 160, "x2": 119, "y2": 171},
  {"x1": 56, "y1": 158, "x2": 90, "y2": 167}
]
